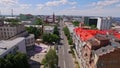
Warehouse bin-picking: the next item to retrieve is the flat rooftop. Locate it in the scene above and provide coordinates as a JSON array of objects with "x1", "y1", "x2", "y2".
[{"x1": 0, "y1": 37, "x2": 25, "y2": 57}]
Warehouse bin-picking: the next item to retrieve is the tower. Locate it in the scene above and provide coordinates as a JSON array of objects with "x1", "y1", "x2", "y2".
[
  {"x1": 53, "y1": 12, "x2": 55, "y2": 23},
  {"x1": 11, "y1": 9, "x2": 13, "y2": 17}
]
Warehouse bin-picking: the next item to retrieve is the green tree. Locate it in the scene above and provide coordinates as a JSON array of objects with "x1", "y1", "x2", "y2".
[
  {"x1": 53, "y1": 25, "x2": 59, "y2": 36},
  {"x1": 68, "y1": 37, "x2": 73, "y2": 45},
  {"x1": 42, "y1": 49, "x2": 58, "y2": 68},
  {"x1": 35, "y1": 18, "x2": 42, "y2": 25},
  {"x1": 42, "y1": 34, "x2": 60, "y2": 44},
  {"x1": 63, "y1": 26, "x2": 70, "y2": 39},
  {"x1": 72, "y1": 21, "x2": 79, "y2": 26},
  {"x1": 25, "y1": 26, "x2": 42, "y2": 39},
  {"x1": 0, "y1": 52, "x2": 30, "y2": 68}
]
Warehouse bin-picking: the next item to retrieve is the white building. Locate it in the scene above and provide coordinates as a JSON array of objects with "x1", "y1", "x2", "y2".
[
  {"x1": 25, "y1": 34, "x2": 35, "y2": 48},
  {"x1": 97, "y1": 17, "x2": 112, "y2": 30},
  {"x1": 0, "y1": 37, "x2": 26, "y2": 58},
  {"x1": 88, "y1": 17, "x2": 112, "y2": 30},
  {"x1": 44, "y1": 26, "x2": 54, "y2": 34}
]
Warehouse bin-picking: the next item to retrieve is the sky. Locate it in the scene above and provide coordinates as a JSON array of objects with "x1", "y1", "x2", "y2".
[{"x1": 0, "y1": 0, "x2": 120, "y2": 17}]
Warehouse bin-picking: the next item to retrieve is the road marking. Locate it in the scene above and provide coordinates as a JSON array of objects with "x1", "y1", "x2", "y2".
[{"x1": 64, "y1": 61, "x2": 66, "y2": 68}]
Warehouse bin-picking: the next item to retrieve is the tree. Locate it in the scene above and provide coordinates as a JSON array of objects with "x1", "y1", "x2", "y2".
[
  {"x1": 42, "y1": 49, "x2": 58, "y2": 68},
  {"x1": 0, "y1": 52, "x2": 30, "y2": 68},
  {"x1": 68, "y1": 37, "x2": 73, "y2": 45},
  {"x1": 42, "y1": 33, "x2": 60, "y2": 44},
  {"x1": 53, "y1": 25, "x2": 59, "y2": 36},
  {"x1": 63, "y1": 26, "x2": 70, "y2": 39},
  {"x1": 35, "y1": 18, "x2": 42, "y2": 25},
  {"x1": 25, "y1": 26, "x2": 42, "y2": 39},
  {"x1": 72, "y1": 21, "x2": 79, "y2": 26}
]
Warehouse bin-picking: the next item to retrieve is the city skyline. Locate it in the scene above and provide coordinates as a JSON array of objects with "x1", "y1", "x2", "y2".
[{"x1": 0, "y1": 0, "x2": 120, "y2": 17}]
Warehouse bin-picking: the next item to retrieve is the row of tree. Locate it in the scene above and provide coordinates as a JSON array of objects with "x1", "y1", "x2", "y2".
[
  {"x1": 42, "y1": 49, "x2": 58, "y2": 68},
  {"x1": 63, "y1": 26, "x2": 73, "y2": 45},
  {"x1": 0, "y1": 52, "x2": 30, "y2": 68}
]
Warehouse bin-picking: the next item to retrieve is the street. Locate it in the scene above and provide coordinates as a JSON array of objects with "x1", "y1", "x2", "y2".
[{"x1": 58, "y1": 20, "x2": 75, "y2": 68}]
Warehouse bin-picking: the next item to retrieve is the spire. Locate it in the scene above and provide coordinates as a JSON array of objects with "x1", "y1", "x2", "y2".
[{"x1": 53, "y1": 12, "x2": 55, "y2": 23}]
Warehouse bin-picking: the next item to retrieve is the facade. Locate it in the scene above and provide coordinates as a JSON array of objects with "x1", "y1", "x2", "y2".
[
  {"x1": 0, "y1": 24, "x2": 26, "y2": 40},
  {"x1": 0, "y1": 17, "x2": 4, "y2": 26},
  {"x1": 97, "y1": 17, "x2": 113, "y2": 30},
  {"x1": 43, "y1": 26, "x2": 54, "y2": 34},
  {"x1": 84, "y1": 17, "x2": 112, "y2": 30},
  {"x1": 25, "y1": 34, "x2": 35, "y2": 49},
  {"x1": 73, "y1": 27, "x2": 120, "y2": 68},
  {"x1": 0, "y1": 37, "x2": 26, "y2": 58}
]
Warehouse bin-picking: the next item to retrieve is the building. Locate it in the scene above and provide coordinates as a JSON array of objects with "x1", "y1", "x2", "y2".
[
  {"x1": 45, "y1": 13, "x2": 56, "y2": 23},
  {"x1": 0, "y1": 37, "x2": 26, "y2": 58},
  {"x1": 0, "y1": 17, "x2": 4, "y2": 26},
  {"x1": 84, "y1": 17, "x2": 112, "y2": 30},
  {"x1": 25, "y1": 34, "x2": 35, "y2": 50},
  {"x1": 0, "y1": 24, "x2": 26, "y2": 40},
  {"x1": 0, "y1": 23, "x2": 35, "y2": 50},
  {"x1": 43, "y1": 26, "x2": 54, "y2": 34},
  {"x1": 73, "y1": 27, "x2": 120, "y2": 68},
  {"x1": 97, "y1": 17, "x2": 113, "y2": 30}
]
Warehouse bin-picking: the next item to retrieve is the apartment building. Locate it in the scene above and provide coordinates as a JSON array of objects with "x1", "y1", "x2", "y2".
[
  {"x1": 0, "y1": 37, "x2": 26, "y2": 58},
  {"x1": 0, "y1": 24, "x2": 25, "y2": 40},
  {"x1": 0, "y1": 23, "x2": 35, "y2": 50},
  {"x1": 73, "y1": 27, "x2": 120, "y2": 68}
]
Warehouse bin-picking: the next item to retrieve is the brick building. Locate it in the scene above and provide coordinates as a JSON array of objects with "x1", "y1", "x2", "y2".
[{"x1": 73, "y1": 27, "x2": 120, "y2": 68}]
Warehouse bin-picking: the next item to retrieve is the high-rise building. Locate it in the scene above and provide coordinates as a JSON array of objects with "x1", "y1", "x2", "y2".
[
  {"x1": 84, "y1": 17, "x2": 112, "y2": 30},
  {"x1": 97, "y1": 17, "x2": 113, "y2": 30}
]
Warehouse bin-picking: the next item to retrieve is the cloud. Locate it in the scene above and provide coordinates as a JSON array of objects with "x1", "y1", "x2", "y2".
[
  {"x1": 45, "y1": 0, "x2": 67, "y2": 7},
  {"x1": 45, "y1": 0, "x2": 77, "y2": 7},
  {"x1": 36, "y1": 4, "x2": 45, "y2": 10},
  {"x1": 116, "y1": 4, "x2": 120, "y2": 7},
  {"x1": 69, "y1": 2, "x2": 77, "y2": 5},
  {"x1": 56, "y1": 7, "x2": 120, "y2": 17},
  {"x1": 20, "y1": 4, "x2": 32, "y2": 9},
  {"x1": 91, "y1": 0, "x2": 120, "y2": 8},
  {"x1": 0, "y1": 0, "x2": 18, "y2": 6}
]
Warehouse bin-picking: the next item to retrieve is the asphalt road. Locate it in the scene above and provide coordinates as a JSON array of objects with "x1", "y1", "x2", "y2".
[{"x1": 58, "y1": 20, "x2": 75, "y2": 68}]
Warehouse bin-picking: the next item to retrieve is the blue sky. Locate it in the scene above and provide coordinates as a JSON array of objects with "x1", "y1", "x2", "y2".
[{"x1": 0, "y1": 0, "x2": 120, "y2": 17}]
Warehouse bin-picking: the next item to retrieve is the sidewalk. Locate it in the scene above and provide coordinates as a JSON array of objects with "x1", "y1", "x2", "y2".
[{"x1": 73, "y1": 49, "x2": 81, "y2": 68}]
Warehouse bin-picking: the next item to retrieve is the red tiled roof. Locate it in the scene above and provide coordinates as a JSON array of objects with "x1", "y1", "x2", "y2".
[{"x1": 74, "y1": 27, "x2": 120, "y2": 41}]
